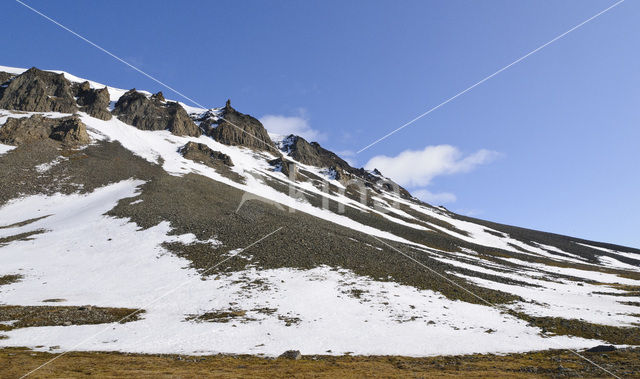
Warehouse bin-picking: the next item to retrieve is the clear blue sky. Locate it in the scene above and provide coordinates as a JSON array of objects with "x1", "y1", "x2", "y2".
[{"x1": 2, "y1": 0, "x2": 639, "y2": 248}]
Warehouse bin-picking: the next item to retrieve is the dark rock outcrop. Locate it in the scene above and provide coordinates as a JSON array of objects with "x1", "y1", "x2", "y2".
[
  {"x1": 207, "y1": 100, "x2": 277, "y2": 152},
  {"x1": 586, "y1": 345, "x2": 617, "y2": 353},
  {"x1": 193, "y1": 110, "x2": 219, "y2": 136},
  {"x1": 179, "y1": 142, "x2": 245, "y2": 183},
  {"x1": 281, "y1": 135, "x2": 352, "y2": 173},
  {"x1": 179, "y1": 142, "x2": 233, "y2": 167},
  {"x1": 0, "y1": 72, "x2": 14, "y2": 99},
  {"x1": 0, "y1": 67, "x2": 78, "y2": 113},
  {"x1": 152, "y1": 91, "x2": 166, "y2": 102},
  {"x1": 73, "y1": 81, "x2": 112, "y2": 120},
  {"x1": 0, "y1": 72, "x2": 15, "y2": 85},
  {"x1": 279, "y1": 134, "x2": 410, "y2": 197},
  {"x1": 268, "y1": 157, "x2": 298, "y2": 179},
  {"x1": 0, "y1": 114, "x2": 90, "y2": 146},
  {"x1": 112, "y1": 89, "x2": 200, "y2": 137}
]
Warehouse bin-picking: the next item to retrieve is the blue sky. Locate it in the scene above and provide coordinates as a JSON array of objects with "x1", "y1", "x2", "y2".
[{"x1": 2, "y1": 0, "x2": 639, "y2": 248}]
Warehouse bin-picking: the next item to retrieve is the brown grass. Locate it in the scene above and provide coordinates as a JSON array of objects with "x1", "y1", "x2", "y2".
[
  {"x1": 2, "y1": 347, "x2": 639, "y2": 378},
  {"x1": 512, "y1": 313, "x2": 640, "y2": 345}
]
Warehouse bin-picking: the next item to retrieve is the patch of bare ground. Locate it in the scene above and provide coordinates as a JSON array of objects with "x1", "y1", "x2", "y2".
[
  {"x1": 0, "y1": 274, "x2": 22, "y2": 286},
  {"x1": 0, "y1": 229, "x2": 47, "y2": 246},
  {"x1": 1, "y1": 347, "x2": 639, "y2": 378},
  {"x1": 0, "y1": 305, "x2": 144, "y2": 332}
]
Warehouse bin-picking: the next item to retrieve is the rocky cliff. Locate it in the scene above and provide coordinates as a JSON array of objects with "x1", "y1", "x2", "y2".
[
  {"x1": 205, "y1": 100, "x2": 278, "y2": 153},
  {"x1": 113, "y1": 90, "x2": 201, "y2": 137},
  {"x1": 0, "y1": 67, "x2": 77, "y2": 113},
  {"x1": 0, "y1": 114, "x2": 90, "y2": 146}
]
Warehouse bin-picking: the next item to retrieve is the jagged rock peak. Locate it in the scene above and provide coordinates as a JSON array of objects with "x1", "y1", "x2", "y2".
[
  {"x1": 278, "y1": 134, "x2": 411, "y2": 197},
  {"x1": 151, "y1": 91, "x2": 165, "y2": 102},
  {"x1": 281, "y1": 134, "x2": 352, "y2": 172},
  {"x1": 72, "y1": 81, "x2": 112, "y2": 121},
  {"x1": 0, "y1": 67, "x2": 77, "y2": 113},
  {"x1": 0, "y1": 114, "x2": 90, "y2": 146},
  {"x1": 112, "y1": 89, "x2": 200, "y2": 137},
  {"x1": 207, "y1": 101, "x2": 278, "y2": 153}
]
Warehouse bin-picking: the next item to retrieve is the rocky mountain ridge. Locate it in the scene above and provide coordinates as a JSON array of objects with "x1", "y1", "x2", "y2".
[{"x1": 0, "y1": 66, "x2": 407, "y2": 199}]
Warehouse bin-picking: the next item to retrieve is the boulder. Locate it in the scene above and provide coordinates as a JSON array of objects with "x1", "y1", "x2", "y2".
[
  {"x1": 0, "y1": 67, "x2": 77, "y2": 113},
  {"x1": 112, "y1": 89, "x2": 200, "y2": 137},
  {"x1": 73, "y1": 81, "x2": 112, "y2": 120},
  {"x1": 586, "y1": 345, "x2": 617, "y2": 353},
  {"x1": 278, "y1": 350, "x2": 301, "y2": 360},
  {"x1": 0, "y1": 114, "x2": 90, "y2": 146}
]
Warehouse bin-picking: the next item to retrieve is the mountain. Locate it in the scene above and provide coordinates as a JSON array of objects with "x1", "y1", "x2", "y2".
[{"x1": 0, "y1": 65, "x2": 639, "y2": 360}]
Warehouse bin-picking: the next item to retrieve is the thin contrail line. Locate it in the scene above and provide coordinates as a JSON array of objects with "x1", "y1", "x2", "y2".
[
  {"x1": 14, "y1": 0, "x2": 280, "y2": 154},
  {"x1": 18, "y1": 227, "x2": 283, "y2": 379},
  {"x1": 369, "y1": 235, "x2": 621, "y2": 379},
  {"x1": 356, "y1": 0, "x2": 625, "y2": 154}
]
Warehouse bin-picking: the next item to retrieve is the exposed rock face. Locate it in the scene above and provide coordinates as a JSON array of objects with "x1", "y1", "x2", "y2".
[
  {"x1": 268, "y1": 157, "x2": 298, "y2": 179},
  {"x1": 0, "y1": 115, "x2": 90, "y2": 146},
  {"x1": 112, "y1": 89, "x2": 200, "y2": 137},
  {"x1": 0, "y1": 72, "x2": 14, "y2": 100},
  {"x1": 279, "y1": 134, "x2": 410, "y2": 197},
  {"x1": 0, "y1": 67, "x2": 78, "y2": 113},
  {"x1": 73, "y1": 81, "x2": 112, "y2": 120},
  {"x1": 179, "y1": 142, "x2": 233, "y2": 167},
  {"x1": 193, "y1": 110, "x2": 219, "y2": 136},
  {"x1": 208, "y1": 100, "x2": 277, "y2": 152},
  {"x1": 0, "y1": 72, "x2": 15, "y2": 85},
  {"x1": 281, "y1": 134, "x2": 352, "y2": 172},
  {"x1": 49, "y1": 117, "x2": 92, "y2": 145}
]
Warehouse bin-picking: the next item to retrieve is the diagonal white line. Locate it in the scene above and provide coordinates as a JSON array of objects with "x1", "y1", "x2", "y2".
[
  {"x1": 18, "y1": 227, "x2": 283, "y2": 379},
  {"x1": 14, "y1": 0, "x2": 280, "y2": 155},
  {"x1": 356, "y1": 0, "x2": 625, "y2": 154},
  {"x1": 369, "y1": 234, "x2": 622, "y2": 379}
]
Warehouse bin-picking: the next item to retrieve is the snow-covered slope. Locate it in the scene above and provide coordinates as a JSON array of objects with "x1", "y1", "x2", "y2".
[
  {"x1": 0, "y1": 65, "x2": 638, "y2": 357},
  {"x1": 0, "y1": 181, "x2": 600, "y2": 356}
]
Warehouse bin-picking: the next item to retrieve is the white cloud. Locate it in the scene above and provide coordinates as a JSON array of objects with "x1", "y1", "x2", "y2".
[
  {"x1": 260, "y1": 111, "x2": 325, "y2": 142},
  {"x1": 365, "y1": 145, "x2": 501, "y2": 205},
  {"x1": 412, "y1": 189, "x2": 457, "y2": 204},
  {"x1": 364, "y1": 145, "x2": 501, "y2": 187},
  {"x1": 455, "y1": 208, "x2": 482, "y2": 217}
]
